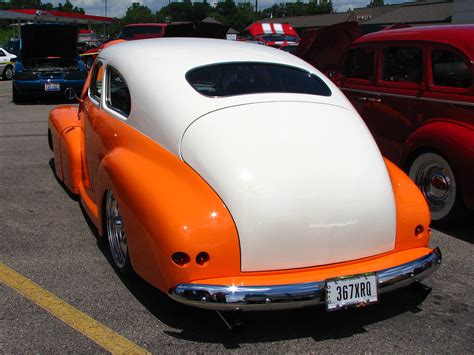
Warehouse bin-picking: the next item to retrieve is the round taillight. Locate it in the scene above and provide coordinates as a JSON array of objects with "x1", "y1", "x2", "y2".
[
  {"x1": 415, "y1": 225, "x2": 425, "y2": 236},
  {"x1": 196, "y1": 252, "x2": 210, "y2": 266},
  {"x1": 172, "y1": 252, "x2": 190, "y2": 266}
]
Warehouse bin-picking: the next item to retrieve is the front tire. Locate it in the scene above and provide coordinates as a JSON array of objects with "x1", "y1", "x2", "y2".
[
  {"x1": 408, "y1": 152, "x2": 462, "y2": 224},
  {"x1": 2, "y1": 65, "x2": 13, "y2": 80},
  {"x1": 105, "y1": 190, "x2": 132, "y2": 274}
]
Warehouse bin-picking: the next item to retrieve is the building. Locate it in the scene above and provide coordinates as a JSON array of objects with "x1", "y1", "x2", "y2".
[{"x1": 259, "y1": 0, "x2": 457, "y2": 35}]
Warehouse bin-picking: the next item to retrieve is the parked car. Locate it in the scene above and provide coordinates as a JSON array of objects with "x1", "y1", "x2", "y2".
[
  {"x1": 12, "y1": 24, "x2": 87, "y2": 102},
  {"x1": 0, "y1": 47, "x2": 16, "y2": 80},
  {"x1": 48, "y1": 38, "x2": 440, "y2": 312},
  {"x1": 3, "y1": 38, "x2": 20, "y2": 56},
  {"x1": 338, "y1": 25, "x2": 474, "y2": 224},
  {"x1": 240, "y1": 22, "x2": 300, "y2": 52},
  {"x1": 299, "y1": 24, "x2": 474, "y2": 224}
]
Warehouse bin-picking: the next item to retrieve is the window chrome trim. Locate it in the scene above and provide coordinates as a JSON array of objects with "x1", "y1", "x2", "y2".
[
  {"x1": 88, "y1": 60, "x2": 104, "y2": 108},
  {"x1": 103, "y1": 65, "x2": 130, "y2": 121}
]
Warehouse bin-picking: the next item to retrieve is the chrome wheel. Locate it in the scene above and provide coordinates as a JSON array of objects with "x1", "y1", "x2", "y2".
[
  {"x1": 106, "y1": 190, "x2": 129, "y2": 270},
  {"x1": 3, "y1": 66, "x2": 13, "y2": 80},
  {"x1": 409, "y1": 152, "x2": 457, "y2": 221}
]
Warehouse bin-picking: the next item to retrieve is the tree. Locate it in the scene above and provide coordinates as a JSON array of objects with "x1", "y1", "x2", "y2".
[
  {"x1": 121, "y1": 2, "x2": 155, "y2": 25},
  {"x1": 54, "y1": 1, "x2": 85, "y2": 14},
  {"x1": 367, "y1": 0, "x2": 384, "y2": 7}
]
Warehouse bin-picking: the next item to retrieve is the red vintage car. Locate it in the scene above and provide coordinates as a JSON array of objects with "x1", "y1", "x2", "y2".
[
  {"x1": 300, "y1": 24, "x2": 474, "y2": 224},
  {"x1": 240, "y1": 22, "x2": 300, "y2": 52}
]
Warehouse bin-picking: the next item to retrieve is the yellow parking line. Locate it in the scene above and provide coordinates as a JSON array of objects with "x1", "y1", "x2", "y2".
[{"x1": 0, "y1": 262, "x2": 150, "y2": 354}]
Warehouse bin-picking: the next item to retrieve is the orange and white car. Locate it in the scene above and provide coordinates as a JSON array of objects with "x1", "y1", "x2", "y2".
[{"x1": 48, "y1": 38, "x2": 441, "y2": 312}]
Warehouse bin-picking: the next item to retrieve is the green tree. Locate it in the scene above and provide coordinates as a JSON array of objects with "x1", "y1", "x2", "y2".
[
  {"x1": 121, "y1": 2, "x2": 155, "y2": 25},
  {"x1": 54, "y1": 1, "x2": 85, "y2": 14},
  {"x1": 367, "y1": 0, "x2": 384, "y2": 7}
]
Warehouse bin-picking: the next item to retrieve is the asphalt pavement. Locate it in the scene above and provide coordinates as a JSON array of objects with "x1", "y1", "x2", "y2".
[{"x1": 0, "y1": 80, "x2": 473, "y2": 353}]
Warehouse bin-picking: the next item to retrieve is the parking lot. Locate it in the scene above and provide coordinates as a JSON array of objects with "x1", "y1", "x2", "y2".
[{"x1": 0, "y1": 79, "x2": 473, "y2": 352}]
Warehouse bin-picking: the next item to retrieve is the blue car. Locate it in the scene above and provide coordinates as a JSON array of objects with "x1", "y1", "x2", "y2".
[{"x1": 12, "y1": 24, "x2": 87, "y2": 102}]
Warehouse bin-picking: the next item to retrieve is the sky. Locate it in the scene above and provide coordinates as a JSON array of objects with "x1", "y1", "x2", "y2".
[{"x1": 45, "y1": 0, "x2": 411, "y2": 18}]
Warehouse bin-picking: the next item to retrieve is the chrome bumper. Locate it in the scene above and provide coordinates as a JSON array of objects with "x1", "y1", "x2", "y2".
[{"x1": 168, "y1": 247, "x2": 441, "y2": 311}]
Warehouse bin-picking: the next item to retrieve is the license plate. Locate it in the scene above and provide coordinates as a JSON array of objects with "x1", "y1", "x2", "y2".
[
  {"x1": 44, "y1": 83, "x2": 60, "y2": 91},
  {"x1": 325, "y1": 273, "x2": 378, "y2": 311}
]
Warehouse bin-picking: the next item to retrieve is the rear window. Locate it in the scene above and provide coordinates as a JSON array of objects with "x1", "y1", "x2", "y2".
[
  {"x1": 186, "y1": 63, "x2": 331, "y2": 97},
  {"x1": 432, "y1": 49, "x2": 472, "y2": 88}
]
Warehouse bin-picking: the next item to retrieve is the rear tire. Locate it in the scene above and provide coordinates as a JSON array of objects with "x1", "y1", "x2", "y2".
[
  {"x1": 105, "y1": 190, "x2": 132, "y2": 275},
  {"x1": 408, "y1": 152, "x2": 463, "y2": 225}
]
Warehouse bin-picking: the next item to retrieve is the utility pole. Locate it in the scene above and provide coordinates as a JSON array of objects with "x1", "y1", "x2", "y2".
[
  {"x1": 255, "y1": 0, "x2": 258, "y2": 21},
  {"x1": 104, "y1": 0, "x2": 108, "y2": 38}
]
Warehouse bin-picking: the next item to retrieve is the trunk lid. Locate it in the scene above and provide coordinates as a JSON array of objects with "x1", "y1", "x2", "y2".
[
  {"x1": 181, "y1": 101, "x2": 396, "y2": 272},
  {"x1": 20, "y1": 24, "x2": 78, "y2": 60},
  {"x1": 294, "y1": 21, "x2": 361, "y2": 74}
]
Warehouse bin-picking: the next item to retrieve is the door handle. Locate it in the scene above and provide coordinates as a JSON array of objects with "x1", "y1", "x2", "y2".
[
  {"x1": 368, "y1": 97, "x2": 382, "y2": 102},
  {"x1": 357, "y1": 96, "x2": 368, "y2": 102}
]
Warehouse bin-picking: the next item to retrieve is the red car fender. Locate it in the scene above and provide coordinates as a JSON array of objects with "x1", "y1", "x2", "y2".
[{"x1": 402, "y1": 119, "x2": 474, "y2": 209}]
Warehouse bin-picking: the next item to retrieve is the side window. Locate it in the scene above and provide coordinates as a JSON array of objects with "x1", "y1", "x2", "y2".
[
  {"x1": 342, "y1": 47, "x2": 375, "y2": 80},
  {"x1": 382, "y1": 47, "x2": 423, "y2": 83},
  {"x1": 432, "y1": 49, "x2": 472, "y2": 88},
  {"x1": 89, "y1": 62, "x2": 104, "y2": 101},
  {"x1": 0, "y1": 50, "x2": 5, "y2": 57},
  {"x1": 106, "y1": 67, "x2": 131, "y2": 117}
]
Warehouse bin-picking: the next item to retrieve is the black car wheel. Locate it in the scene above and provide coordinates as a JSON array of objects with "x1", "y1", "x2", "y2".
[{"x1": 2, "y1": 65, "x2": 13, "y2": 80}]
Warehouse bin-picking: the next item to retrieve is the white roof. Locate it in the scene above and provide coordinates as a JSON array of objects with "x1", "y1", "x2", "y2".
[{"x1": 98, "y1": 38, "x2": 354, "y2": 156}]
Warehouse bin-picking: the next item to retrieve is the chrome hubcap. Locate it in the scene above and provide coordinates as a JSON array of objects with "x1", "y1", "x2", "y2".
[
  {"x1": 106, "y1": 191, "x2": 128, "y2": 268},
  {"x1": 4, "y1": 68, "x2": 13, "y2": 80},
  {"x1": 415, "y1": 164, "x2": 452, "y2": 212}
]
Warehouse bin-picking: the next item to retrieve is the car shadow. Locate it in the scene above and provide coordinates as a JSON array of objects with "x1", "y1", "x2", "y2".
[
  {"x1": 48, "y1": 158, "x2": 434, "y2": 347},
  {"x1": 111, "y1": 271, "x2": 432, "y2": 349},
  {"x1": 434, "y1": 223, "x2": 473, "y2": 244}
]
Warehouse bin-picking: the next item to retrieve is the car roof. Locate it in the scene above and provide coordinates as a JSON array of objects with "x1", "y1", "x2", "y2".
[
  {"x1": 97, "y1": 38, "x2": 351, "y2": 156},
  {"x1": 100, "y1": 37, "x2": 316, "y2": 74},
  {"x1": 354, "y1": 25, "x2": 474, "y2": 57}
]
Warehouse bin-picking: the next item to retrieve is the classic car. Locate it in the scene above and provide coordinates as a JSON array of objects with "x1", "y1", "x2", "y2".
[
  {"x1": 298, "y1": 23, "x2": 474, "y2": 224},
  {"x1": 240, "y1": 22, "x2": 300, "y2": 52},
  {"x1": 48, "y1": 38, "x2": 441, "y2": 313},
  {"x1": 0, "y1": 47, "x2": 16, "y2": 80},
  {"x1": 12, "y1": 24, "x2": 87, "y2": 102}
]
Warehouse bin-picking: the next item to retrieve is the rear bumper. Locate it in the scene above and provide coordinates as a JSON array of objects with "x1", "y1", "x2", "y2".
[
  {"x1": 168, "y1": 247, "x2": 441, "y2": 311},
  {"x1": 13, "y1": 79, "x2": 85, "y2": 95}
]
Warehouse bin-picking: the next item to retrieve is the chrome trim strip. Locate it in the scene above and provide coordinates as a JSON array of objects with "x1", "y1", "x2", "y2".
[
  {"x1": 168, "y1": 247, "x2": 441, "y2": 311},
  {"x1": 422, "y1": 96, "x2": 474, "y2": 107},
  {"x1": 342, "y1": 88, "x2": 474, "y2": 107}
]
